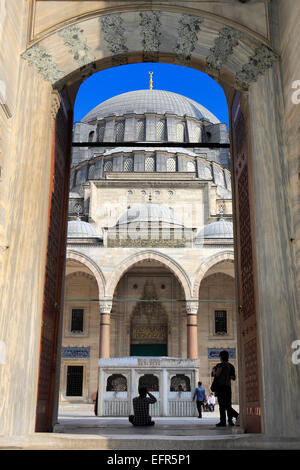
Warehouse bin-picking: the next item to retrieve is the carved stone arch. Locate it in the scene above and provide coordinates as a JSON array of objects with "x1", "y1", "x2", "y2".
[
  {"x1": 192, "y1": 251, "x2": 234, "y2": 298},
  {"x1": 106, "y1": 250, "x2": 192, "y2": 300},
  {"x1": 65, "y1": 271, "x2": 97, "y2": 284},
  {"x1": 22, "y1": 8, "x2": 277, "y2": 94},
  {"x1": 66, "y1": 250, "x2": 106, "y2": 298}
]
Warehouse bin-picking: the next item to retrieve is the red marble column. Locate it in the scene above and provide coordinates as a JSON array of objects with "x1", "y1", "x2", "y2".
[{"x1": 99, "y1": 300, "x2": 112, "y2": 358}]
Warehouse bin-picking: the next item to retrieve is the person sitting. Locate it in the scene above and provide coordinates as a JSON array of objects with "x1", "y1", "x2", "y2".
[
  {"x1": 129, "y1": 387, "x2": 157, "y2": 426},
  {"x1": 207, "y1": 393, "x2": 216, "y2": 412}
]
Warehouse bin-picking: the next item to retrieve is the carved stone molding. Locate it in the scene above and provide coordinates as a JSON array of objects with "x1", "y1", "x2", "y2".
[
  {"x1": 100, "y1": 14, "x2": 128, "y2": 55},
  {"x1": 174, "y1": 14, "x2": 203, "y2": 64},
  {"x1": 140, "y1": 11, "x2": 161, "y2": 61},
  {"x1": 99, "y1": 300, "x2": 113, "y2": 315},
  {"x1": 59, "y1": 25, "x2": 95, "y2": 67},
  {"x1": 186, "y1": 300, "x2": 199, "y2": 315},
  {"x1": 51, "y1": 90, "x2": 61, "y2": 120},
  {"x1": 21, "y1": 44, "x2": 64, "y2": 84},
  {"x1": 235, "y1": 45, "x2": 278, "y2": 90},
  {"x1": 206, "y1": 26, "x2": 242, "y2": 75}
]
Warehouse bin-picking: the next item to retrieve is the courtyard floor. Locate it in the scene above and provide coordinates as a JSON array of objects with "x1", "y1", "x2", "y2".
[
  {"x1": 1, "y1": 404, "x2": 299, "y2": 450},
  {"x1": 56, "y1": 403, "x2": 237, "y2": 438}
]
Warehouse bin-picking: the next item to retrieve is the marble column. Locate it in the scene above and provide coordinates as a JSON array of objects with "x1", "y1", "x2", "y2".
[
  {"x1": 186, "y1": 301, "x2": 199, "y2": 359},
  {"x1": 162, "y1": 369, "x2": 168, "y2": 416},
  {"x1": 99, "y1": 300, "x2": 112, "y2": 358}
]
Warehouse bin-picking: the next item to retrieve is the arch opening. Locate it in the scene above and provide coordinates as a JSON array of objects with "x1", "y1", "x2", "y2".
[{"x1": 25, "y1": 7, "x2": 283, "y2": 434}]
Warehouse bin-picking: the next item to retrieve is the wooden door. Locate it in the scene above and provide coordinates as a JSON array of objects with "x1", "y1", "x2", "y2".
[
  {"x1": 231, "y1": 92, "x2": 262, "y2": 433},
  {"x1": 35, "y1": 90, "x2": 72, "y2": 432}
]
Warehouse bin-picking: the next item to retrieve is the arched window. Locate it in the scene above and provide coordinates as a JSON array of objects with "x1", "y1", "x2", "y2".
[
  {"x1": 103, "y1": 159, "x2": 113, "y2": 172},
  {"x1": 75, "y1": 170, "x2": 82, "y2": 186},
  {"x1": 98, "y1": 123, "x2": 105, "y2": 142},
  {"x1": 156, "y1": 119, "x2": 167, "y2": 141},
  {"x1": 115, "y1": 120, "x2": 125, "y2": 142},
  {"x1": 88, "y1": 164, "x2": 95, "y2": 179},
  {"x1": 106, "y1": 374, "x2": 127, "y2": 392},
  {"x1": 170, "y1": 374, "x2": 191, "y2": 392},
  {"x1": 187, "y1": 160, "x2": 196, "y2": 172},
  {"x1": 123, "y1": 157, "x2": 134, "y2": 172},
  {"x1": 167, "y1": 157, "x2": 177, "y2": 172},
  {"x1": 176, "y1": 122, "x2": 186, "y2": 142},
  {"x1": 136, "y1": 119, "x2": 146, "y2": 141},
  {"x1": 139, "y1": 374, "x2": 159, "y2": 392},
  {"x1": 194, "y1": 126, "x2": 201, "y2": 143},
  {"x1": 145, "y1": 156, "x2": 155, "y2": 172},
  {"x1": 88, "y1": 131, "x2": 95, "y2": 142}
]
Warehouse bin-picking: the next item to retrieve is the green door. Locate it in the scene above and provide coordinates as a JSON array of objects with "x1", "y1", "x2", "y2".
[{"x1": 130, "y1": 344, "x2": 167, "y2": 357}]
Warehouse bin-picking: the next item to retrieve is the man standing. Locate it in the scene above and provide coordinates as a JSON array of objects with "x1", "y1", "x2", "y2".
[
  {"x1": 129, "y1": 387, "x2": 157, "y2": 426},
  {"x1": 192, "y1": 381, "x2": 206, "y2": 418},
  {"x1": 211, "y1": 350, "x2": 239, "y2": 426}
]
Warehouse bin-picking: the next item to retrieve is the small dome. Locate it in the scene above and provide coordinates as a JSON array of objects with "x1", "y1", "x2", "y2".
[
  {"x1": 196, "y1": 220, "x2": 233, "y2": 240},
  {"x1": 116, "y1": 203, "x2": 183, "y2": 227},
  {"x1": 82, "y1": 89, "x2": 220, "y2": 124},
  {"x1": 67, "y1": 220, "x2": 99, "y2": 238}
]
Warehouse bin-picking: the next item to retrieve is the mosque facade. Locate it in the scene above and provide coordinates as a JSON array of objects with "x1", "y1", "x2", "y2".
[{"x1": 59, "y1": 86, "x2": 238, "y2": 415}]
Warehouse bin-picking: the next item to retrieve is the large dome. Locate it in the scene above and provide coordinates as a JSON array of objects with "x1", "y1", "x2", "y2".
[{"x1": 82, "y1": 90, "x2": 220, "y2": 124}]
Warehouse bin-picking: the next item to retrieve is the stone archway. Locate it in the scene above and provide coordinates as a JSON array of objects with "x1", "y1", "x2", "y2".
[
  {"x1": 104, "y1": 252, "x2": 194, "y2": 360},
  {"x1": 66, "y1": 250, "x2": 106, "y2": 299},
  {"x1": 106, "y1": 250, "x2": 192, "y2": 301},
  {"x1": 192, "y1": 251, "x2": 235, "y2": 299},
  {"x1": 1, "y1": 2, "x2": 299, "y2": 440}
]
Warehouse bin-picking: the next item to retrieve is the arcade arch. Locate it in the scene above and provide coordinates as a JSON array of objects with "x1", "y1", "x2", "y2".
[
  {"x1": 60, "y1": 267, "x2": 100, "y2": 403},
  {"x1": 66, "y1": 250, "x2": 106, "y2": 299},
  {"x1": 196, "y1": 260, "x2": 238, "y2": 403},
  {"x1": 106, "y1": 250, "x2": 192, "y2": 301},
  {"x1": 108, "y1": 257, "x2": 192, "y2": 359}
]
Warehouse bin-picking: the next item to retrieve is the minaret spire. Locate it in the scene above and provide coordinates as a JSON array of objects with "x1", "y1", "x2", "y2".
[{"x1": 149, "y1": 71, "x2": 153, "y2": 90}]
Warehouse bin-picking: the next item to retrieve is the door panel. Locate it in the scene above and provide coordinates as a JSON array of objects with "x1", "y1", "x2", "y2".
[
  {"x1": 231, "y1": 92, "x2": 262, "y2": 433},
  {"x1": 35, "y1": 91, "x2": 72, "y2": 432}
]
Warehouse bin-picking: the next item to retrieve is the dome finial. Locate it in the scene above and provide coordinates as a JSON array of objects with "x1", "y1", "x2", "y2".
[{"x1": 149, "y1": 71, "x2": 153, "y2": 90}]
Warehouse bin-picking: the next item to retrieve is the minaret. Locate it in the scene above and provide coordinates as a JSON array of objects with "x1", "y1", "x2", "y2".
[{"x1": 149, "y1": 71, "x2": 153, "y2": 90}]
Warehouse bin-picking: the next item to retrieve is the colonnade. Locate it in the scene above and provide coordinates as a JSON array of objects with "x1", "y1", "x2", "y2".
[{"x1": 98, "y1": 299, "x2": 199, "y2": 359}]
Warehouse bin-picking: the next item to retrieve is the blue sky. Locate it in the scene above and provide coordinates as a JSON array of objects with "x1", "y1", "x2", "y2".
[{"x1": 74, "y1": 62, "x2": 229, "y2": 128}]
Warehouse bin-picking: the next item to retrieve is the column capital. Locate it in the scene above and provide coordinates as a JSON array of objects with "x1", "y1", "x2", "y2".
[
  {"x1": 99, "y1": 299, "x2": 113, "y2": 315},
  {"x1": 186, "y1": 300, "x2": 199, "y2": 315}
]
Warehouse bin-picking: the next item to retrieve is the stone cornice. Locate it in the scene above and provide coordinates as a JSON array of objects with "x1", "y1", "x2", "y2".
[{"x1": 91, "y1": 179, "x2": 208, "y2": 190}]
